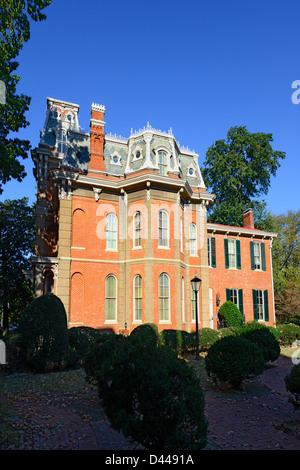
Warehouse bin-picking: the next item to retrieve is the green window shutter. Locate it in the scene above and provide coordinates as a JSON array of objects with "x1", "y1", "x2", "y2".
[
  {"x1": 236, "y1": 239, "x2": 241, "y2": 269},
  {"x1": 238, "y1": 289, "x2": 244, "y2": 315},
  {"x1": 252, "y1": 289, "x2": 258, "y2": 321},
  {"x1": 261, "y1": 242, "x2": 266, "y2": 271},
  {"x1": 211, "y1": 237, "x2": 216, "y2": 268},
  {"x1": 250, "y1": 241, "x2": 255, "y2": 270},
  {"x1": 264, "y1": 290, "x2": 269, "y2": 321},
  {"x1": 224, "y1": 239, "x2": 229, "y2": 269},
  {"x1": 226, "y1": 288, "x2": 231, "y2": 301}
]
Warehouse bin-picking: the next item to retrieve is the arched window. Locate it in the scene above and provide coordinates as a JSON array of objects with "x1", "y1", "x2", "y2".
[
  {"x1": 189, "y1": 223, "x2": 197, "y2": 255},
  {"x1": 105, "y1": 275, "x2": 117, "y2": 322},
  {"x1": 133, "y1": 211, "x2": 142, "y2": 248},
  {"x1": 158, "y1": 150, "x2": 168, "y2": 176},
  {"x1": 133, "y1": 274, "x2": 142, "y2": 322},
  {"x1": 159, "y1": 273, "x2": 170, "y2": 322},
  {"x1": 44, "y1": 271, "x2": 54, "y2": 294},
  {"x1": 158, "y1": 210, "x2": 169, "y2": 247},
  {"x1": 106, "y1": 213, "x2": 118, "y2": 250}
]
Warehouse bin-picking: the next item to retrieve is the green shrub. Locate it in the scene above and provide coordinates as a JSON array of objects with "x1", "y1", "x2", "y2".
[
  {"x1": 284, "y1": 363, "x2": 300, "y2": 410},
  {"x1": 241, "y1": 328, "x2": 280, "y2": 363},
  {"x1": 159, "y1": 329, "x2": 191, "y2": 355},
  {"x1": 83, "y1": 333, "x2": 122, "y2": 385},
  {"x1": 63, "y1": 346, "x2": 81, "y2": 369},
  {"x1": 68, "y1": 326, "x2": 104, "y2": 362},
  {"x1": 86, "y1": 336, "x2": 207, "y2": 450},
  {"x1": 204, "y1": 335, "x2": 265, "y2": 389},
  {"x1": 218, "y1": 326, "x2": 239, "y2": 338},
  {"x1": 130, "y1": 323, "x2": 159, "y2": 347},
  {"x1": 218, "y1": 301, "x2": 243, "y2": 328},
  {"x1": 276, "y1": 323, "x2": 300, "y2": 347},
  {"x1": 18, "y1": 294, "x2": 69, "y2": 372},
  {"x1": 198, "y1": 328, "x2": 220, "y2": 352}
]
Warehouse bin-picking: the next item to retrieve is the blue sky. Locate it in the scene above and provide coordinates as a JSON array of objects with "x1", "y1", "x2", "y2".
[{"x1": 1, "y1": 0, "x2": 300, "y2": 215}]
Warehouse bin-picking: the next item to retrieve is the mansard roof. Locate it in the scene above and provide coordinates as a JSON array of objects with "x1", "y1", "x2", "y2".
[{"x1": 37, "y1": 98, "x2": 206, "y2": 191}]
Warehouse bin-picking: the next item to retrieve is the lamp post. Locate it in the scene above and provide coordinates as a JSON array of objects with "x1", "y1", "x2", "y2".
[{"x1": 191, "y1": 272, "x2": 201, "y2": 361}]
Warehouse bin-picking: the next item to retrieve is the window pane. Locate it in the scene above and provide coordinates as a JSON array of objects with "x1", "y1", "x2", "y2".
[
  {"x1": 105, "y1": 276, "x2": 116, "y2": 321},
  {"x1": 228, "y1": 239, "x2": 236, "y2": 268},
  {"x1": 159, "y1": 274, "x2": 169, "y2": 321},
  {"x1": 158, "y1": 151, "x2": 168, "y2": 176},
  {"x1": 134, "y1": 275, "x2": 142, "y2": 321},
  {"x1": 190, "y1": 223, "x2": 197, "y2": 255},
  {"x1": 106, "y1": 213, "x2": 117, "y2": 250},
  {"x1": 158, "y1": 211, "x2": 169, "y2": 247}
]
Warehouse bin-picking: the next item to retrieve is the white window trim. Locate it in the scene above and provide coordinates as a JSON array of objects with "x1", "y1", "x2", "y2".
[
  {"x1": 133, "y1": 211, "x2": 142, "y2": 249},
  {"x1": 189, "y1": 222, "x2": 197, "y2": 256},
  {"x1": 253, "y1": 241, "x2": 263, "y2": 270},
  {"x1": 158, "y1": 209, "x2": 169, "y2": 248},
  {"x1": 105, "y1": 274, "x2": 118, "y2": 323},
  {"x1": 257, "y1": 289, "x2": 265, "y2": 321},
  {"x1": 154, "y1": 145, "x2": 172, "y2": 174},
  {"x1": 106, "y1": 213, "x2": 118, "y2": 251},
  {"x1": 133, "y1": 274, "x2": 142, "y2": 323},
  {"x1": 109, "y1": 151, "x2": 122, "y2": 166},
  {"x1": 132, "y1": 145, "x2": 144, "y2": 162},
  {"x1": 228, "y1": 238, "x2": 237, "y2": 269},
  {"x1": 158, "y1": 273, "x2": 171, "y2": 323}
]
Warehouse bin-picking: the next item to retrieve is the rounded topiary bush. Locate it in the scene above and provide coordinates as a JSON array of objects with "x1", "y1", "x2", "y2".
[
  {"x1": 87, "y1": 336, "x2": 208, "y2": 450},
  {"x1": 18, "y1": 294, "x2": 68, "y2": 372},
  {"x1": 241, "y1": 327, "x2": 280, "y2": 363},
  {"x1": 204, "y1": 335, "x2": 265, "y2": 389},
  {"x1": 159, "y1": 329, "x2": 190, "y2": 355},
  {"x1": 284, "y1": 363, "x2": 300, "y2": 410},
  {"x1": 130, "y1": 323, "x2": 159, "y2": 347},
  {"x1": 218, "y1": 301, "x2": 243, "y2": 328},
  {"x1": 198, "y1": 328, "x2": 220, "y2": 352}
]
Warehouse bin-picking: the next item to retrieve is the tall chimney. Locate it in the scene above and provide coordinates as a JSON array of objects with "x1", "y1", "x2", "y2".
[
  {"x1": 88, "y1": 102, "x2": 106, "y2": 172},
  {"x1": 243, "y1": 208, "x2": 254, "y2": 228}
]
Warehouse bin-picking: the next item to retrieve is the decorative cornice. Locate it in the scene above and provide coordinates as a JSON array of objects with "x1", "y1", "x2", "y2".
[
  {"x1": 91, "y1": 102, "x2": 106, "y2": 113},
  {"x1": 51, "y1": 169, "x2": 214, "y2": 203},
  {"x1": 207, "y1": 223, "x2": 277, "y2": 239}
]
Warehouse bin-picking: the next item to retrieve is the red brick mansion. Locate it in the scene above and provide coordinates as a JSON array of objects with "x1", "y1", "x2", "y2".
[{"x1": 31, "y1": 98, "x2": 277, "y2": 333}]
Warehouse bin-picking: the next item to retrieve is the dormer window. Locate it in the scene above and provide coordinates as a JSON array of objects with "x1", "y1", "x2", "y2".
[
  {"x1": 110, "y1": 151, "x2": 122, "y2": 166},
  {"x1": 188, "y1": 166, "x2": 196, "y2": 177},
  {"x1": 158, "y1": 150, "x2": 168, "y2": 176},
  {"x1": 132, "y1": 146, "x2": 143, "y2": 162}
]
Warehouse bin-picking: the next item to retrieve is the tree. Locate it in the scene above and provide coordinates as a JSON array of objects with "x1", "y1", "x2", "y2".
[
  {"x1": 267, "y1": 210, "x2": 300, "y2": 323},
  {"x1": 0, "y1": 198, "x2": 35, "y2": 333},
  {"x1": 201, "y1": 126, "x2": 285, "y2": 226},
  {"x1": 0, "y1": 0, "x2": 52, "y2": 193}
]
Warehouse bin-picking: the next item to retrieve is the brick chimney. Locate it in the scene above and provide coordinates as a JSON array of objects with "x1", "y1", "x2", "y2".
[
  {"x1": 243, "y1": 208, "x2": 254, "y2": 228},
  {"x1": 89, "y1": 102, "x2": 106, "y2": 172}
]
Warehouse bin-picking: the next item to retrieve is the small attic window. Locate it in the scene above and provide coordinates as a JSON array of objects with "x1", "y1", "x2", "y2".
[
  {"x1": 188, "y1": 167, "x2": 196, "y2": 176},
  {"x1": 110, "y1": 152, "x2": 122, "y2": 166},
  {"x1": 132, "y1": 146, "x2": 143, "y2": 161},
  {"x1": 67, "y1": 115, "x2": 72, "y2": 121}
]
